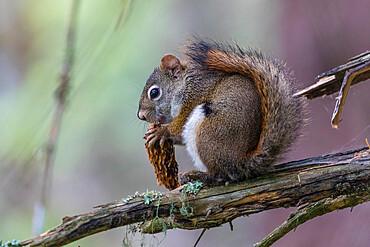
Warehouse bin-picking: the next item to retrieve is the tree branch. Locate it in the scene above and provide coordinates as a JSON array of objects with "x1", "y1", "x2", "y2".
[
  {"x1": 21, "y1": 147, "x2": 370, "y2": 247},
  {"x1": 254, "y1": 192, "x2": 369, "y2": 247}
]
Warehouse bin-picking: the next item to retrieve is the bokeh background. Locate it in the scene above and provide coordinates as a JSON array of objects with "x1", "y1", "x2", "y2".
[{"x1": 0, "y1": 0, "x2": 369, "y2": 246}]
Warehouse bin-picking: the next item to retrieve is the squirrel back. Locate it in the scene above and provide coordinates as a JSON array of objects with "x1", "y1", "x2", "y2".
[{"x1": 183, "y1": 39, "x2": 305, "y2": 176}]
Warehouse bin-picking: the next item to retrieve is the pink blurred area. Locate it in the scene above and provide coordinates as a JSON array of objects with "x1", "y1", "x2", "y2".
[
  {"x1": 257, "y1": 1, "x2": 370, "y2": 246},
  {"x1": 273, "y1": 1, "x2": 369, "y2": 246}
]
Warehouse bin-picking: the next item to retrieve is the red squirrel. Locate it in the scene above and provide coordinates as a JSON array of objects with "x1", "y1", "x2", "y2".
[{"x1": 138, "y1": 38, "x2": 305, "y2": 185}]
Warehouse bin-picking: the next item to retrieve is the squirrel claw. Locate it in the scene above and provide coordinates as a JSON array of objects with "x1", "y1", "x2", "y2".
[
  {"x1": 148, "y1": 136, "x2": 159, "y2": 146},
  {"x1": 146, "y1": 128, "x2": 156, "y2": 135},
  {"x1": 145, "y1": 126, "x2": 170, "y2": 147},
  {"x1": 159, "y1": 137, "x2": 166, "y2": 149},
  {"x1": 145, "y1": 133, "x2": 156, "y2": 144}
]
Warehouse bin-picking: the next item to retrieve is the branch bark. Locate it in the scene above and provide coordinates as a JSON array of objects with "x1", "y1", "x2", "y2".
[{"x1": 22, "y1": 147, "x2": 370, "y2": 247}]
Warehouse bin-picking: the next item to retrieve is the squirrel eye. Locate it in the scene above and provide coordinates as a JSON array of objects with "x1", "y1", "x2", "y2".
[{"x1": 147, "y1": 85, "x2": 162, "y2": 101}]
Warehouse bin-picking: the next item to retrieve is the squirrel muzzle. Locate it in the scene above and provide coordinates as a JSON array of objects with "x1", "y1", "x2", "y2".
[
  {"x1": 137, "y1": 109, "x2": 169, "y2": 124},
  {"x1": 137, "y1": 109, "x2": 147, "y2": 121}
]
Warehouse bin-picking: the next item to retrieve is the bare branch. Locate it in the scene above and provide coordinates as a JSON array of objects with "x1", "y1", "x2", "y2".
[
  {"x1": 294, "y1": 51, "x2": 370, "y2": 99},
  {"x1": 331, "y1": 61, "x2": 370, "y2": 128},
  {"x1": 294, "y1": 51, "x2": 370, "y2": 128}
]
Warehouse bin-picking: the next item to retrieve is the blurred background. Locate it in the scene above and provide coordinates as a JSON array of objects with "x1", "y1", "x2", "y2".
[{"x1": 0, "y1": 0, "x2": 369, "y2": 246}]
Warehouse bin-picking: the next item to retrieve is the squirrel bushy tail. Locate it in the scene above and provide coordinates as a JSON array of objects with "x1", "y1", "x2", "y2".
[{"x1": 184, "y1": 38, "x2": 305, "y2": 176}]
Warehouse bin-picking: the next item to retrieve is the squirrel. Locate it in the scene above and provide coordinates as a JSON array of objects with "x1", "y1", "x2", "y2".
[{"x1": 138, "y1": 38, "x2": 305, "y2": 185}]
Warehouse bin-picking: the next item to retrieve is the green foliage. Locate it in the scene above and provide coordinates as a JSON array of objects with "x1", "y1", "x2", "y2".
[{"x1": 0, "y1": 240, "x2": 21, "y2": 247}]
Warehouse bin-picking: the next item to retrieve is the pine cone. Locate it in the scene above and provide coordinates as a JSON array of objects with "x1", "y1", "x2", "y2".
[{"x1": 144, "y1": 124, "x2": 179, "y2": 190}]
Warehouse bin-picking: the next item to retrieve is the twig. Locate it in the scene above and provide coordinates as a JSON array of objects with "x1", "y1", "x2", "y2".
[
  {"x1": 294, "y1": 51, "x2": 370, "y2": 99},
  {"x1": 229, "y1": 221, "x2": 234, "y2": 231},
  {"x1": 33, "y1": 0, "x2": 80, "y2": 235},
  {"x1": 193, "y1": 228, "x2": 207, "y2": 247},
  {"x1": 254, "y1": 193, "x2": 370, "y2": 247},
  {"x1": 331, "y1": 61, "x2": 370, "y2": 128},
  {"x1": 115, "y1": 0, "x2": 133, "y2": 30},
  {"x1": 294, "y1": 51, "x2": 370, "y2": 128}
]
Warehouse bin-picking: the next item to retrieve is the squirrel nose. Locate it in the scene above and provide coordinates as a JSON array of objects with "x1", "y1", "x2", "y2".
[{"x1": 137, "y1": 110, "x2": 146, "y2": 121}]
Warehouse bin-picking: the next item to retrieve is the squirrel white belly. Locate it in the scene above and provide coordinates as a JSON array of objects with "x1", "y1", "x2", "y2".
[{"x1": 182, "y1": 104, "x2": 208, "y2": 172}]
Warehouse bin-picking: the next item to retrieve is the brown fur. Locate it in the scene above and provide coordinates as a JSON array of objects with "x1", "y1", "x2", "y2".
[
  {"x1": 138, "y1": 38, "x2": 305, "y2": 184},
  {"x1": 180, "y1": 38, "x2": 305, "y2": 181}
]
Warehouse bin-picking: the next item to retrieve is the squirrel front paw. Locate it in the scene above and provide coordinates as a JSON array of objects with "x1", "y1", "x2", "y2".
[{"x1": 145, "y1": 125, "x2": 170, "y2": 148}]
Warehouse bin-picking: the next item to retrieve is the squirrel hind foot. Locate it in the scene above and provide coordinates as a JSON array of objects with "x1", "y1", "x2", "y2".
[{"x1": 178, "y1": 170, "x2": 226, "y2": 187}]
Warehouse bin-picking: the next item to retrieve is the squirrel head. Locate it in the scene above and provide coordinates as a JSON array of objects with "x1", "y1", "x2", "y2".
[{"x1": 138, "y1": 54, "x2": 185, "y2": 124}]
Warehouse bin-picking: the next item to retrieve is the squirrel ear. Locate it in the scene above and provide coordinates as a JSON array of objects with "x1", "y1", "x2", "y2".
[{"x1": 160, "y1": 54, "x2": 181, "y2": 80}]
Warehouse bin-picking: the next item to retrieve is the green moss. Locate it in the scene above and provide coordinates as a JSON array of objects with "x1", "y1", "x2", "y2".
[
  {"x1": 180, "y1": 181, "x2": 203, "y2": 216},
  {"x1": 0, "y1": 240, "x2": 21, "y2": 247},
  {"x1": 122, "y1": 190, "x2": 163, "y2": 205},
  {"x1": 122, "y1": 182, "x2": 203, "y2": 244},
  {"x1": 332, "y1": 183, "x2": 370, "y2": 199},
  {"x1": 122, "y1": 224, "x2": 139, "y2": 247},
  {"x1": 183, "y1": 181, "x2": 203, "y2": 195}
]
